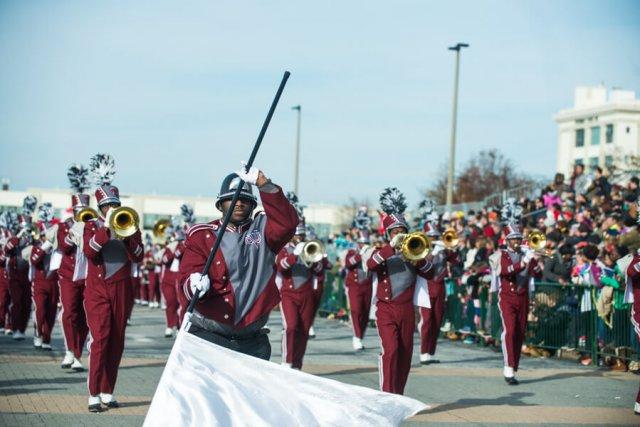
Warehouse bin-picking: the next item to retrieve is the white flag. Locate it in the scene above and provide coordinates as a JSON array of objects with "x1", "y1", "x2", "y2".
[{"x1": 144, "y1": 325, "x2": 427, "y2": 427}]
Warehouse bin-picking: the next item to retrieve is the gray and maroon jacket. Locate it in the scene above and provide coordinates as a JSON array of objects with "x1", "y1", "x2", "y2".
[
  {"x1": 497, "y1": 249, "x2": 542, "y2": 297},
  {"x1": 344, "y1": 248, "x2": 372, "y2": 291},
  {"x1": 366, "y1": 244, "x2": 432, "y2": 304},
  {"x1": 275, "y1": 242, "x2": 323, "y2": 294},
  {"x1": 180, "y1": 182, "x2": 298, "y2": 328}
]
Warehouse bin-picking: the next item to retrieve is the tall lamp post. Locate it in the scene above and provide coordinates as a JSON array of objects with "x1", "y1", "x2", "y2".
[
  {"x1": 292, "y1": 105, "x2": 302, "y2": 196},
  {"x1": 446, "y1": 43, "x2": 469, "y2": 212}
]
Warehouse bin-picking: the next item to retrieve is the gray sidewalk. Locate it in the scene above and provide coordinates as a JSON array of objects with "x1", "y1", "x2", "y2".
[{"x1": 1, "y1": 305, "x2": 638, "y2": 426}]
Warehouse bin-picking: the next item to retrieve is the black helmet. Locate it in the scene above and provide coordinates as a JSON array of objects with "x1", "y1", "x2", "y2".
[{"x1": 215, "y1": 173, "x2": 257, "y2": 210}]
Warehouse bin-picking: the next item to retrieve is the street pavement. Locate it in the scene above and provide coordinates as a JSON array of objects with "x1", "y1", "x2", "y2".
[{"x1": 1, "y1": 305, "x2": 639, "y2": 426}]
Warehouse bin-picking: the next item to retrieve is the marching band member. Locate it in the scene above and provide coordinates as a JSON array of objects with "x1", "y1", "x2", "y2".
[
  {"x1": 366, "y1": 188, "x2": 432, "y2": 395},
  {"x1": 28, "y1": 203, "x2": 59, "y2": 351},
  {"x1": 344, "y1": 207, "x2": 374, "y2": 351},
  {"x1": 6, "y1": 197, "x2": 37, "y2": 340},
  {"x1": 418, "y1": 210, "x2": 458, "y2": 365},
  {"x1": 175, "y1": 204, "x2": 195, "y2": 323},
  {"x1": 83, "y1": 154, "x2": 144, "y2": 412},
  {"x1": 489, "y1": 200, "x2": 543, "y2": 385},
  {"x1": 180, "y1": 165, "x2": 298, "y2": 361},
  {"x1": 159, "y1": 217, "x2": 182, "y2": 337},
  {"x1": 309, "y1": 253, "x2": 332, "y2": 339},
  {"x1": 0, "y1": 213, "x2": 12, "y2": 335},
  {"x1": 57, "y1": 164, "x2": 91, "y2": 370},
  {"x1": 277, "y1": 220, "x2": 323, "y2": 369}
]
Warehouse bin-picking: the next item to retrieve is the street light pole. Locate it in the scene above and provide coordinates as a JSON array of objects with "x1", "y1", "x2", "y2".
[
  {"x1": 292, "y1": 105, "x2": 301, "y2": 196},
  {"x1": 446, "y1": 43, "x2": 469, "y2": 212}
]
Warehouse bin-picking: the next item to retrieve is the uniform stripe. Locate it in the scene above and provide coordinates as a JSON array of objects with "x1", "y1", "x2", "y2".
[
  {"x1": 89, "y1": 237, "x2": 101, "y2": 252},
  {"x1": 372, "y1": 252, "x2": 384, "y2": 265}
]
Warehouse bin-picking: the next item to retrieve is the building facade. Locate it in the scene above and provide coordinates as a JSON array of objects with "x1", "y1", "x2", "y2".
[{"x1": 554, "y1": 86, "x2": 640, "y2": 178}]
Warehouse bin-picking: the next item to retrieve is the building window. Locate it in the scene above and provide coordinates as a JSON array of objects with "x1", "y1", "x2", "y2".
[
  {"x1": 575, "y1": 129, "x2": 585, "y2": 147},
  {"x1": 591, "y1": 126, "x2": 600, "y2": 145},
  {"x1": 588, "y1": 157, "x2": 598, "y2": 171},
  {"x1": 605, "y1": 156, "x2": 614, "y2": 168},
  {"x1": 606, "y1": 124, "x2": 614, "y2": 143}
]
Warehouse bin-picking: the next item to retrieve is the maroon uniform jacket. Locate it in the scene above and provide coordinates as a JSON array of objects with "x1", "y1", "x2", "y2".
[
  {"x1": 179, "y1": 183, "x2": 298, "y2": 328},
  {"x1": 83, "y1": 219, "x2": 144, "y2": 283},
  {"x1": 5, "y1": 237, "x2": 29, "y2": 284},
  {"x1": 497, "y1": 249, "x2": 542, "y2": 296},
  {"x1": 625, "y1": 254, "x2": 640, "y2": 303},
  {"x1": 344, "y1": 249, "x2": 372, "y2": 290},
  {"x1": 424, "y1": 249, "x2": 458, "y2": 298},
  {"x1": 276, "y1": 242, "x2": 323, "y2": 293},
  {"x1": 56, "y1": 219, "x2": 79, "y2": 282},
  {"x1": 30, "y1": 241, "x2": 58, "y2": 281},
  {"x1": 366, "y1": 244, "x2": 432, "y2": 304}
]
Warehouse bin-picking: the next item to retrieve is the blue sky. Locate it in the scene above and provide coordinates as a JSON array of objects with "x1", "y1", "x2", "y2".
[{"x1": 1, "y1": 1, "x2": 639, "y2": 207}]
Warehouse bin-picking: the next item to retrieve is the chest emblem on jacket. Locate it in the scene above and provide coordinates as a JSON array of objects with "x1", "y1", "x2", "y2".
[{"x1": 244, "y1": 230, "x2": 262, "y2": 247}]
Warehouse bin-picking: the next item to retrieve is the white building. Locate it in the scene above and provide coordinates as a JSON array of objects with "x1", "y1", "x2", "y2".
[
  {"x1": 554, "y1": 86, "x2": 640, "y2": 177},
  {"x1": 0, "y1": 187, "x2": 351, "y2": 237}
]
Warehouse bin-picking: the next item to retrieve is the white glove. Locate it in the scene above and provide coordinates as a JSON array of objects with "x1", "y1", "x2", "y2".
[
  {"x1": 293, "y1": 242, "x2": 305, "y2": 256},
  {"x1": 431, "y1": 242, "x2": 445, "y2": 257},
  {"x1": 523, "y1": 250, "x2": 534, "y2": 264},
  {"x1": 390, "y1": 233, "x2": 406, "y2": 249},
  {"x1": 40, "y1": 240, "x2": 53, "y2": 254},
  {"x1": 45, "y1": 227, "x2": 57, "y2": 242},
  {"x1": 189, "y1": 273, "x2": 210, "y2": 298},
  {"x1": 104, "y1": 207, "x2": 114, "y2": 227},
  {"x1": 69, "y1": 222, "x2": 85, "y2": 246},
  {"x1": 235, "y1": 161, "x2": 260, "y2": 185}
]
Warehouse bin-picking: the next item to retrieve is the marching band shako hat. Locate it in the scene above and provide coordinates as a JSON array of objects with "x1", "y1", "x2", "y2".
[
  {"x1": 215, "y1": 173, "x2": 257, "y2": 210},
  {"x1": 71, "y1": 194, "x2": 90, "y2": 209},
  {"x1": 382, "y1": 213, "x2": 408, "y2": 233},
  {"x1": 90, "y1": 154, "x2": 120, "y2": 207},
  {"x1": 423, "y1": 221, "x2": 441, "y2": 237},
  {"x1": 379, "y1": 187, "x2": 409, "y2": 237},
  {"x1": 504, "y1": 223, "x2": 523, "y2": 240}
]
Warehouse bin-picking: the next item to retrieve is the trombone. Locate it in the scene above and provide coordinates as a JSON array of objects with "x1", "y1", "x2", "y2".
[
  {"x1": 442, "y1": 228, "x2": 459, "y2": 249},
  {"x1": 300, "y1": 239, "x2": 325, "y2": 265},
  {"x1": 109, "y1": 206, "x2": 140, "y2": 239},
  {"x1": 394, "y1": 232, "x2": 431, "y2": 262},
  {"x1": 75, "y1": 207, "x2": 99, "y2": 222},
  {"x1": 153, "y1": 218, "x2": 171, "y2": 240},
  {"x1": 526, "y1": 229, "x2": 551, "y2": 257}
]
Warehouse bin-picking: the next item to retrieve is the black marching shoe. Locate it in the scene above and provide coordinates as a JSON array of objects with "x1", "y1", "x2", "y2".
[
  {"x1": 88, "y1": 403, "x2": 103, "y2": 413},
  {"x1": 104, "y1": 400, "x2": 120, "y2": 409},
  {"x1": 421, "y1": 359, "x2": 441, "y2": 365},
  {"x1": 504, "y1": 376, "x2": 519, "y2": 385}
]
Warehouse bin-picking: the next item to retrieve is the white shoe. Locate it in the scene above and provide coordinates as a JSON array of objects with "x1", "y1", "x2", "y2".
[
  {"x1": 164, "y1": 327, "x2": 174, "y2": 338},
  {"x1": 634, "y1": 401, "x2": 640, "y2": 415},
  {"x1": 141, "y1": 300, "x2": 149, "y2": 306},
  {"x1": 71, "y1": 358, "x2": 84, "y2": 371},
  {"x1": 41, "y1": 343, "x2": 52, "y2": 351},
  {"x1": 308, "y1": 326, "x2": 316, "y2": 338},
  {"x1": 161, "y1": 303, "x2": 167, "y2": 310},
  {"x1": 352, "y1": 336, "x2": 364, "y2": 350},
  {"x1": 12, "y1": 331, "x2": 25, "y2": 340},
  {"x1": 134, "y1": 299, "x2": 140, "y2": 304},
  {"x1": 88, "y1": 395, "x2": 102, "y2": 412},
  {"x1": 420, "y1": 353, "x2": 432, "y2": 363},
  {"x1": 281, "y1": 362, "x2": 293, "y2": 368},
  {"x1": 4, "y1": 329, "x2": 12, "y2": 335},
  {"x1": 61, "y1": 351, "x2": 74, "y2": 368},
  {"x1": 33, "y1": 336, "x2": 43, "y2": 348}
]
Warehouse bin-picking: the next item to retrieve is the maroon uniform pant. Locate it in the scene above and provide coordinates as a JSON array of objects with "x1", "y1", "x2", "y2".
[
  {"x1": 59, "y1": 278, "x2": 88, "y2": 358},
  {"x1": 498, "y1": 292, "x2": 528, "y2": 371},
  {"x1": 346, "y1": 285, "x2": 372, "y2": 339},
  {"x1": 139, "y1": 280, "x2": 148, "y2": 302},
  {"x1": 419, "y1": 291, "x2": 445, "y2": 355},
  {"x1": 32, "y1": 279, "x2": 59, "y2": 344},
  {"x1": 376, "y1": 300, "x2": 415, "y2": 395},
  {"x1": 631, "y1": 291, "x2": 640, "y2": 404},
  {"x1": 280, "y1": 288, "x2": 315, "y2": 369},
  {"x1": 84, "y1": 277, "x2": 132, "y2": 396},
  {"x1": 148, "y1": 271, "x2": 160, "y2": 304},
  {"x1": 0, "y1": 271, "x2": 11, "y2": 330},
  {"x1": 9, "y1": 278, "x2": 31, "y2": 333},
  {"x1": 161, "y1": 279, "x2": 180, "y2": 329}
]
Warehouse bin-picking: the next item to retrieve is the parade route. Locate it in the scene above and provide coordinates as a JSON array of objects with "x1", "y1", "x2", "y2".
[{"x1": 1, "y1": 306, "x2": 638, "y2": 426}]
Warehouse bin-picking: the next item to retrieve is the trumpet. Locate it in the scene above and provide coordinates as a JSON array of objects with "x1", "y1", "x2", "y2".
[
  {"x1": 399, "y1": 232, "x2": 431, "y2": 262},
  {"x1": 442, "y1": 228, "x2": 459, "y2": 249},
  {"x1": 300, "y1": 239, "x2": 325, "y2": 265},
  {"x1": 153, "y1": 218, "x2": 171, "y2": 240},
  {"x1": 75, "y1": 207, "x2": 99, "y2": 222},
  {"x1": 526, "y1": 229, "x2": 551, "y2": 257},
  {"x1": 109, "y1": 206, "x2": 140, "y2": 239}
]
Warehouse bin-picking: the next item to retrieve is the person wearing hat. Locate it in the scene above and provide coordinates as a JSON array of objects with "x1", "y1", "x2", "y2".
[
  {"x1": 83, "y1": 154, "x2": 144, "y2": 412},
  {"x1": 344, "y1": 232, "x2": 373, "y2": 351},
  {"x1": 180, "y1": 164, "x2": 298, "y2": 363},
  {"x1": 276, "y1": 219, "x2": 324, "y2": 369},
  {"x1": 366, "y1": 188, "x2": 432, "y2": 395},
  {"x1": 159, "y1": 217, "x2": 183, "y2": 337},
  {"x1": 418, "y1": 221, "x2": 458, "y2": 365},
  {"x1": 489, "y1": 222, "x2": 543, "y2": 385},
  {"x1": 623, "y1": 234, "x2": 640, "y2": 415},
  {"x1": 57, "y1": 164, "x2": 91, "y2": 371},
  {"x1": 28, "y1": 203, "x2": 59, "y2": 351}
]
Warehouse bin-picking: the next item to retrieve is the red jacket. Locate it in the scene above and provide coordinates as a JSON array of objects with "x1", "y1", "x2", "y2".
[
  {"x1": 497, "y1": 249, "x2": 542, "y2": 297},
  {"x1": 424, "y1": 249, "x2": 458, "y2": 298},
  {"x1": 83, "y1": 219, "x2": 144, "y2": 284},
  {"x1": 344, "y1": 248, "x2": 372, "y2": 291},
  {"x1": 366, "y1": 244, "x2": 431, "y2": 304},
  {"x1": 30, "y1": 240, "x2": 58, "y2": 281},
  {"x1": 276, "y1": 242, "x2": 323, "y2": 293},
  {"x1": 179, "y1": 183, "x2": 298, "y2": 328},
  {"x1": 56, "y1": 219, "x2": 79, "y2": 282}
]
